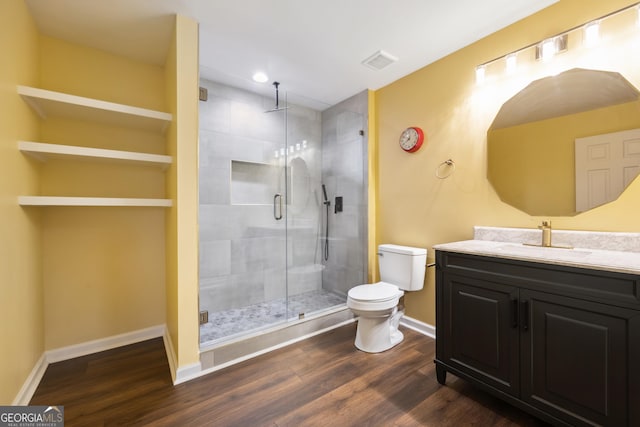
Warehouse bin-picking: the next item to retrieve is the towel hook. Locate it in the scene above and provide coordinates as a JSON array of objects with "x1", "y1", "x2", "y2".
[{"x1": 435, "y1": 159, "x2": 455, "y2": 179}]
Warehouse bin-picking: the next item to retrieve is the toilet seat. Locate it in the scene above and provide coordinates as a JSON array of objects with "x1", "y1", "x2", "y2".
[
  {"x1": 348, "y1": 282, "x2": 401, "y2": 302},
  {"x1": 347, "y1": 282, "x2": 403, "y2": 311}
]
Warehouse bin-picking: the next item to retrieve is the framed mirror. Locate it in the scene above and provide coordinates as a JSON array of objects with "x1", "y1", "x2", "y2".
[{"x1": 487, "y1": 68, "x2": 640, "y2": 216}]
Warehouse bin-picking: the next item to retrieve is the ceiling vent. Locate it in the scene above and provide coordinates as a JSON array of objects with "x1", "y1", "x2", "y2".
[{"x1": 362, "y1": 50, "x2": 398, "y2": 71}]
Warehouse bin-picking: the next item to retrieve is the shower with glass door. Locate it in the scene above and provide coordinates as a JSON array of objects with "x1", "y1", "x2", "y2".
[{"x1": 198, "y1": 78, "x2": 368, "y2": 346}]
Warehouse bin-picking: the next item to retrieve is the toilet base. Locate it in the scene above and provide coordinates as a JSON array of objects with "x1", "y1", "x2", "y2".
[{"x1": 354, "y1": 308, "x2": 404, "y2": 353}]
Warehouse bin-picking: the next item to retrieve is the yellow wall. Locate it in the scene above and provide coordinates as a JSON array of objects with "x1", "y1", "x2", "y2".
[
  {"x1": 488, "y1": 100, "x2": 640, "y2": 216},
  {"x1": 165, "y1": 15, "x2": 200, "y2": 377},
  {"x1": 1, "y1": 6, "x2": 199, "y2": 399},
  {"x1": 375, "y1": 0, "x2": 640, "y2": 325},
  {"x1": 0, "y1": 1, "x2": 42, "y2": 404},
  {"x1": 165, "y1": 18, "x2": 179, "y2": 369},
  {"x1": 38, "y1": 37, "x2": 167, "y2": 349}
]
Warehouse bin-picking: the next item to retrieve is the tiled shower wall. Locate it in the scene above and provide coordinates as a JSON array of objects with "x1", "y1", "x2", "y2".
[
  {"x1": 198, "y1": 80, "x2": 324, "y2": 313},
  {"x1": 321, "y1": 91, "x2": 368, "y2": 295}
]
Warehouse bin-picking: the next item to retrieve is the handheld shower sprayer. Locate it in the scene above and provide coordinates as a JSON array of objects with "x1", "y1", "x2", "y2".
[
  {"x1": 321, "y1": 184, "x2": 330, "y2": 261},
  {"x1": 322, "y1": 184, "x2": 330, "y2": 205}
]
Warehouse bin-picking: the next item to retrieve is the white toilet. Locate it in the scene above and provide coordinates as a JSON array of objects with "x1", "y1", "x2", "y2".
[{"x1": 347, "y1": 244, "x2": 427, "y2": 353}]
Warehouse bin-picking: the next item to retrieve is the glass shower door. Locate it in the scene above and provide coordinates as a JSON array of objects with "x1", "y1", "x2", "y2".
[
  {"x1": 198, "y1": 80, "x2": 289, "y2": 345},
  {"x1": 283, "y1": 91, "x2": 348, "y2": 320}
]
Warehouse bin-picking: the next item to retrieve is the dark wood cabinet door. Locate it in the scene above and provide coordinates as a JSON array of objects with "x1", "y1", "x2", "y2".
[
  {"x1": 520, "y1": 290, "x2": 633, "y2": 427},
  {"x1": 440, "y1": 272, "x2": 520, "y2": 396}
]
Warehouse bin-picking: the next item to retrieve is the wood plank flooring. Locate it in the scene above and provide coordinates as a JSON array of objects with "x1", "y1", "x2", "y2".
[{"x1": 31, "y1": 324, "x2": 550, "y2": 426}]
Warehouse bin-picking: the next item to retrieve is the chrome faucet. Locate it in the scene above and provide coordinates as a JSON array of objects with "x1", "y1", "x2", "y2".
[{"x1": 539, "y1": 220, "x2": 552, "y2": 247}]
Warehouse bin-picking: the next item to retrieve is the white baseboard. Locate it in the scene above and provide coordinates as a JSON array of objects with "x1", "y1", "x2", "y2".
[
  {"x1": 400, "y1": 315, "x2": 436, "y2": 339},
  {"x1": 46, "y1": 325, "x2": 165, "y2": 363},
  {"x1": 162, "y1": 329, "x2": 178, "y2": 383},
  {"x1": 161, "y1": 328, "x2": 203, "y2": 385},
  {"x1": 13, "y1": 325, "x2": 166, "y2": 405},
  {"x1": 174, "y1": 362, "x2": 203, "y2": 385},
  {"x1": 12, "y1": 353, "x2": 48, "y2": 406}
]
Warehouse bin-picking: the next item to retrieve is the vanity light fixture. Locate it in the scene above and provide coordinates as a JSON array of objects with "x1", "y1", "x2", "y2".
[{"x1": 475, "y1": 1, "x2": 640, "y2": 84}]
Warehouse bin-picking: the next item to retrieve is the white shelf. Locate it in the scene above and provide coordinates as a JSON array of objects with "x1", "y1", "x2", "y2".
[
  {"x1": 17, "y1": 86, "x2": 172, "y2": 133},
  {"x1": 19, "y1": 141, "x2": 172, "y2": 169},
  {"x1": 18, "y1": 196, "x2": 172, "y2": 207}
]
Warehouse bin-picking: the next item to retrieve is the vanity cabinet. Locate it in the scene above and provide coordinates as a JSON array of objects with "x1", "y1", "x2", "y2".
[{"x1": 435, "y1": 250, "x2": 640, "y2": 427}]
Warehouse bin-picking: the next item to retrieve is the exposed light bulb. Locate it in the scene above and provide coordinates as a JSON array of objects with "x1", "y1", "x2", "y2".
[
  {"x1": 475, "y1": 65, "x2": 486, "y2": 84},
  {"x1": 584, "y1": 21, "x2": 600, "y2": 47},
  {"x1": 505, "y1": 53, "x2": 517, "y2": 74},
  {"x1": 541, "y1": 38, "x2": 557, "y2": 61}
]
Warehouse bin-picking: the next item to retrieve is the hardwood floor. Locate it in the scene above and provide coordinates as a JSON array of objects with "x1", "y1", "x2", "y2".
[{"x1": 31, "y1": 324, "x2": 550, "y2": 426}]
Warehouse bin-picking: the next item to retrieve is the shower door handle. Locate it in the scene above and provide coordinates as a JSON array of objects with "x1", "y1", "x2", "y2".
[{"x1": 273, "y1": 193, "x2": 283, "y2": 220}]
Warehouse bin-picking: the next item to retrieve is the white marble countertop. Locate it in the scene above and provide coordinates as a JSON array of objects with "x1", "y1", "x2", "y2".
[{"x1": 434, "y1": 230, "x2": 640, "y2": 275}]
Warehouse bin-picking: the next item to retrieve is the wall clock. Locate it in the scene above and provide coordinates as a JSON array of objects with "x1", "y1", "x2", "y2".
[{"x1": 399, "y1": 127, "x2": 424, "y2": 153}]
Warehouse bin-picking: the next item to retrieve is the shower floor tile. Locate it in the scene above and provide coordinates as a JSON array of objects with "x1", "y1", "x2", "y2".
[{"x1": 199, "y1": 290, "x2": 345, "y2": 345}]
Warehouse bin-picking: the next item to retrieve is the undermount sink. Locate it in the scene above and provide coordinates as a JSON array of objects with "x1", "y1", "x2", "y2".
[{"x1": 495, "y1": 244, "x2": 592, "y2": 258}]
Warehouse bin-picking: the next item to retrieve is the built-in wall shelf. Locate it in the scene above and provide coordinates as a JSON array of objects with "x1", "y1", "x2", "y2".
[
  {"x1": 17, "y1": 85, "x2": 172, "y2": 133},
  {"x1": 18, "y1": 196, "x2": 172, "y2": 207},
  {"x1": 19, "y1": 141, "x2": 172, "y2": 169}
]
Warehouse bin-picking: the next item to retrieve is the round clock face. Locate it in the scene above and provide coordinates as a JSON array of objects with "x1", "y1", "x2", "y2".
[{"x1": 399, "y1": 127, "x2": 424, "y2": 152}]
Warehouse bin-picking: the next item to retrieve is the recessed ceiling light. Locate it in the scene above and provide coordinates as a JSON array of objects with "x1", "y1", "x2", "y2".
[{"x1": 252, "y1": 72, "x2": 268, "y2": 83}]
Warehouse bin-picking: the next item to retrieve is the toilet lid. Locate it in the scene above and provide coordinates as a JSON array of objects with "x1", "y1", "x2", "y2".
[{"x1": 348, "y1": 282, "x2": 400, "y2": 302}]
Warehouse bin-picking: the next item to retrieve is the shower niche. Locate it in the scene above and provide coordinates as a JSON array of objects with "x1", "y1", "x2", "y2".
[{"x1": 230, "y1": 160, "x2": 288, "y2": 206}]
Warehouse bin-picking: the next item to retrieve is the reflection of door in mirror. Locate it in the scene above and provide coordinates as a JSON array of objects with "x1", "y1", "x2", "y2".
[{"x1": 575, "y1": 129, "x2": 640, "y2": 212}]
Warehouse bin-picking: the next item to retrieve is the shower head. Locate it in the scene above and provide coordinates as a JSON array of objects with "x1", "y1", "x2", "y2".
[
  {"x1": 264, "y1": 106, "x2": 290, "y2": 113},
  {"x1": 264, "y1": 81, "x2": 290, "y2": 113}
]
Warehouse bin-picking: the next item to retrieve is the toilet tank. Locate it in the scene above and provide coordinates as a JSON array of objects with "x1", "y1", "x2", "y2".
[{"x1": 378, "y1": 244, "x2": 427, "y2": 291}]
